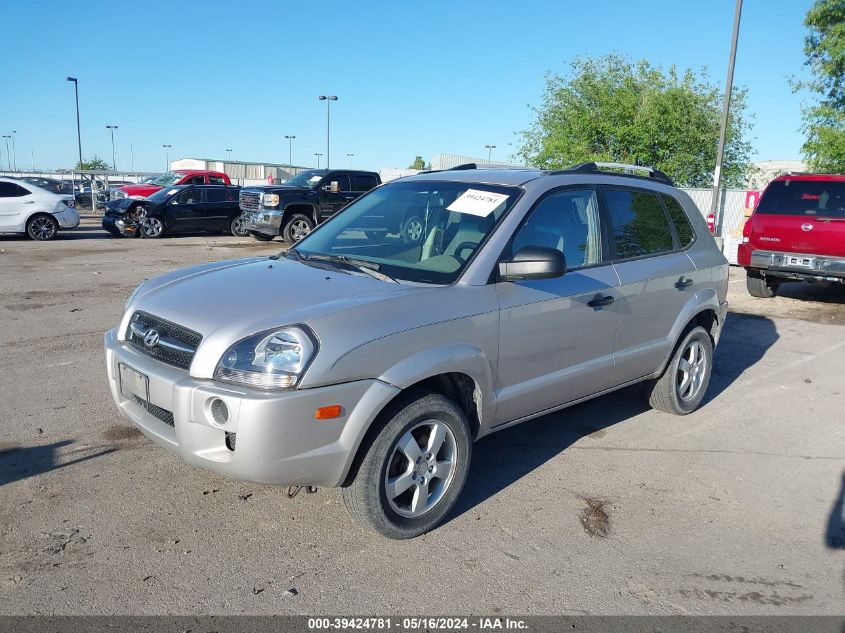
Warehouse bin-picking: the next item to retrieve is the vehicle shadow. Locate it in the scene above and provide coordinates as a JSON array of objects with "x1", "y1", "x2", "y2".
[
  {"x1": 0, "y1": 440, "x2": 116, "y2": 486},
  {"x1": 777, "y1": 282, "x2": 845, "y2": 306},
  {"x1": 447, "y1": 311, "x2": 780, "y2": 522},
  {"x1": 827, "y1": 472, "x2": 845, "y2": 550}
]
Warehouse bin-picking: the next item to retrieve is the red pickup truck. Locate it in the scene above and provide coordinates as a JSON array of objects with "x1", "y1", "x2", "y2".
[
  {"x1": 738, "y1": 173, "x2": 845, "y2": 297},
  {"x1": 110, "y1": 170, "x2": 231, "y2": 201}
]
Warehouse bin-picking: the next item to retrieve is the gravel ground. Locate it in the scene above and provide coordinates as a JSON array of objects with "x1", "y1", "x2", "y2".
[{"x1": 0, "y1": 219, "x2": 843, "y2": 615}]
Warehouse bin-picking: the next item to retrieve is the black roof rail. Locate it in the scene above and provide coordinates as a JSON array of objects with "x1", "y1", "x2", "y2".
[
  {"x1": 419, "y1": 162, "x2": 479, "y2": 175},
  {"x1": 553, "y1": 161, "x2": 674, "y2": 185}
]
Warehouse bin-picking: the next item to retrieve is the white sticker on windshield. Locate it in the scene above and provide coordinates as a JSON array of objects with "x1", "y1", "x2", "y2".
[
  {"x1": 446, "y1": 189, "x2": 509, "y2": 217},
  {"x1": 308, "y1": 176, "x2": 322, "y2": 183},
  {"x1": 166, "y1": 189, "x2": 179, "y2": 195}
]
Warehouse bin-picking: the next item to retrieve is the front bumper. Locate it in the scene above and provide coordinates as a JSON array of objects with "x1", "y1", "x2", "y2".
[
  {"x1": 53, "y1": 207, "x2": 80, "y2": 229},
  {"x1": 747, "y1": 250, "x2": 845, "y2": 282},
  {"x1": 104, "y1": 329, "x2": 400, "y2": 487},
  {"x1": 242, "y1": 210, "x2": 282, "y2": 236},
  {"x1": 102, "y1": 214, "x2": 138, "y2": 237}
]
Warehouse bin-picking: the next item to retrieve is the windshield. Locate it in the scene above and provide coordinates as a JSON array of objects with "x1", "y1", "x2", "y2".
[
  {"x1": 282, "y1": 169, "x2": 327, "y2": 189},
  {"x1": 757, "y1": 180, "x2": 845, "y2": 219},
  {"x1": 293, "y1": 179, "x2": 521, "y2": 284},
  {"x1": 146, "y1": 187, "x2": 181, "y2": 203},
  {"x1": 146, "y1": 171, "x2": 186, "y2": 187}
]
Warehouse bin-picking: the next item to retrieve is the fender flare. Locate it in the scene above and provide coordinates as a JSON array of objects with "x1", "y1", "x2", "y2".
[
  {"x1": 281, "y1": 202, "x2": 319, "y2": 226},
  {"x1": 656, "y1": 288, "x2": 723, "y2": 376}
]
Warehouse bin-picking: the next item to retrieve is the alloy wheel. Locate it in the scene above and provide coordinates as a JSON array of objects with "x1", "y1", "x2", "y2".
[
  {"x1": 30, "y1": 217, "x2": 57, "y2": 240},
  {"x1": 141, "y1": 217, "x2": 164, "y2": 238},
  {"x1": 290, "y1": 219, "x2": 311, "y2": 241},
  {"x1": 677, "y1": 339, "x2": 707, "y2": 402}
]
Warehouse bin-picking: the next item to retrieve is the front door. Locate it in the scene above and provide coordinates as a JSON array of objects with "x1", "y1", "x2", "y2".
[
  {"x1": 495, "y1": 187, "x2": 619, "y2": 424},
  {"x1": 166, "y1": 187, "x2": 206, "y2": 233},
  {"x1": 318, "y1": 173, "x2": 354, "y2": 221},
  {"x1": 601, "y1": 186, "x2": 700, "y2": 385}
]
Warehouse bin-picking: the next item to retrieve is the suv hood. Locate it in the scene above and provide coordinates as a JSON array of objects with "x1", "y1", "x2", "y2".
[{"x1": 123, "y1": 256, "x2": 437, "y2": 379}]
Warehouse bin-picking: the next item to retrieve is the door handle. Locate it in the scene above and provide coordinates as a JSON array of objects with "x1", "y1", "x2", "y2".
[
  {"x1": 24, "y1": 200, "x2": 35, "y2": 204},
  {"x1": 587, "y1": 294, "x2": 615, "y2": 309},
  {"x1": 674, "y1": 277, "x2": 694, "y2": 290}
]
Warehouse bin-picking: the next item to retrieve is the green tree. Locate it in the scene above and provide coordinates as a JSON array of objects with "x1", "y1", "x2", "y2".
[
  {"x1": 796, "y1": 0, "x2": 845, "y2": 172},
  {"x1": 516, "y1": 54, "x2": 753, "y2": 187},
  {"x1": 74, "y1": 156, "x2": 110, "y2": 170},
  {"x1": 408, "y1": 155, "x2": 430, "y2": 170}
]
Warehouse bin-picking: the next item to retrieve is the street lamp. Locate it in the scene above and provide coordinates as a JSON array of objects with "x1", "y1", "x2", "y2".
[
  {"x1": 226, "y1": 148, "x2": 233, "y2": 162},
  {"x1": 314, "y1": 153, "x2": 323, "y2": 168},
  {"x1": 162, "y1": 144, "x2": 172, "y2": 171},
  {"x1": 317, "y1": 95, "x2": 338, "y2": 168},
  {"x1": 1, "y1": 136, "x2": 10, "y2": 171},
  {"x1": 106, "y1": 125, "x2": 118, "y2": 170},
  {"x1": 10, "y1": 131, "x2": 17, "y2": 171},
  {"x1": 347, "y1": 153, "x2": 354, "y2": 169},
  {"x1": 66, "y1": 77, "x2": 82, "y2": 167},
  {"x1": 284, "y1": 135, "x2": 295, "y2": 168},
  {"x1": 485, "y1": 144, "x2": 496, "y2": 163}
]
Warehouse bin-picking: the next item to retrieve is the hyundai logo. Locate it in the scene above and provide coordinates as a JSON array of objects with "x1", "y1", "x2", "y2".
[
  {"x1": 143, "y1": 328, "x2": 160, "y2": 348},
  {"x1": 801, "y1": 223, "x2": 813, "y2": 232}
]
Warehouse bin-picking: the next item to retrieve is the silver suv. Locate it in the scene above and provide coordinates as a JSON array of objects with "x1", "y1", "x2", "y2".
[{"x1": 104, "y1": 163, "x2": 728, "y2": 538}]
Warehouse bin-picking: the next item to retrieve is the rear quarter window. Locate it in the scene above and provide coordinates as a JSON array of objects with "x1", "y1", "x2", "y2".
[{"x1": 661, "y1": 194, "x2": 695, "y2": 248}]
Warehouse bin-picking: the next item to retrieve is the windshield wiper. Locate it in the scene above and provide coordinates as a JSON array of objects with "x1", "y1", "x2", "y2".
[{"x1": 301, "y1": 253, "x2": 398, "y2": 283}]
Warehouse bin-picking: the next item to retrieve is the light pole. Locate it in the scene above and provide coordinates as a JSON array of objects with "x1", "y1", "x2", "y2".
[
  {"x1": 317, "y1": 95, "x2": 337, "y2": 168},
  {"x1": 66, "y1": 77, "x2": 82, "y2": 167},
  {"x1": 226, "y1": 148, "x2": 233, "y2": 162},
  {"x1": 314, "y1": 153, "x2": 323, "y2": 168},
  {"x1": 346, "y1": 153, "x2": 354, "y2": 169},
  {"x1": 710, "y1": 0, "x2": 743, "y2": 235},
  {"x1": 106, "y1": 125, "x2": 118, "y2": 170},
  {"x1": 284, "y1": 135, "x2": 295, "y2": 168},
  {"x1": 485, "y1": 144, "x2": 496, "y2": 163},
  {"x1": 130, "y1": 143, "x2": 134, "y2": 171},
  {"x1": 10, "y1": 130, "x2": 17, "y2": 171},
  {"x1": 162, "y1": 144, "x2": 171, "y2": 171},
  {"x1": 1, "y1": 136, "x2": 11, "y2": 171}
]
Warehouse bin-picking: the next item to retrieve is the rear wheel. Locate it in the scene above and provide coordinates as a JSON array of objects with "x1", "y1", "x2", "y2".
[
  {"x1": 647, "y1": 326, "x2": 713, "y2": 415},
  {"x1": 26, "y1": 214, "x2": 59, "y2": 241},
  {"x1": 230, "y1": 215, "x2": 249, "y2": 237},
  {"x1": 747, "y1": 274, "x2": 778, "y2": 298},
  {"x1": 283, "y1": 213, "x2": 314, "y2": 244},
  {"x1": 342, "y1": 391, "x2": 472, "y2": 539}
]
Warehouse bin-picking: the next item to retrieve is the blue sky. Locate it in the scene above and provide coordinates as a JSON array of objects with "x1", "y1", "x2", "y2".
[{"x1": 0, "y1": 0, "x2": 815, "y2": 173}]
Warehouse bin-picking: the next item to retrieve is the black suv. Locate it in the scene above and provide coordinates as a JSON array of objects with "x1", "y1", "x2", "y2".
[
  {"x1": 239, "y1": 169, "x2": 381, "y2": 242},
  {"x1": 102, "y1": 184, "x2": 245, "y2": 238}
]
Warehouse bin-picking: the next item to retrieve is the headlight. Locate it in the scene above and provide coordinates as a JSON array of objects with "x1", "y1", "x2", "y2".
[
  {"x1": 64, "y1": 199, "x2": 76, "y2": 209},
  {"x1": 262, "y1": 193, "x2": 280, "y2": 208},
  {"x1": 215, "y1": 326, "x2": 316, "y2": 390},
  {"x1": 124, "y1": 281, "x2": 148, "y2": 312}
]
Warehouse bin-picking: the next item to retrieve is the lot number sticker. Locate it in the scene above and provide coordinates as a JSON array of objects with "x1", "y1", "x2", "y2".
[{"x1": 447, "y1": 189, "x2": 509, "y2": 217}]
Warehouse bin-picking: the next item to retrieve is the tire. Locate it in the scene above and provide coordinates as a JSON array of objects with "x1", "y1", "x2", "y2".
[
  {"x1": 746, "y1": 275, "x2": 778, "y2": 298},
  {"x1": 249, "y1": 231, "x2": 274, "y2": 242},
  {"x1": 342, "y1": 391, "x2": 472, "y2": 539},
  {"x1": 647, "y1": 325, "x2": 713, "y2": 415},
  {"x1": 139, "y1": 216, "x2": 165, "y2": 239},
  {"x1": 282, "y1": 213, "x2": 314, "y2": 244},
  {"x1": 401, "y1": 215, "x2": 424, "y2": 243},
  {"x1": 26, "y1": 214, "x2": 59, "y2": 241},
  {"x1": 230, "y1": 215, "x2": 249, "y2": 237}
]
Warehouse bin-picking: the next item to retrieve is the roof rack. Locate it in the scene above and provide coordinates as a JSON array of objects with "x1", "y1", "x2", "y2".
[
  {"x1": 419, "y1": 162, "x2": 479, "y2": 175},
  {"x1": 554, "y1": 161, "x2": 674, "y2": 185}
]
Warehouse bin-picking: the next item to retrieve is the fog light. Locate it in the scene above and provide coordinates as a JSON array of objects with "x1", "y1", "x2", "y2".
[{"x1": 209, "y1": 398, "x2": 229, "y2": 426}]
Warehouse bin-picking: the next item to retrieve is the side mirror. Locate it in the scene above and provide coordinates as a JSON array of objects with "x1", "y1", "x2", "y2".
[{"x1": 498, "y1": 246, "x2": 566, "y2": 282}]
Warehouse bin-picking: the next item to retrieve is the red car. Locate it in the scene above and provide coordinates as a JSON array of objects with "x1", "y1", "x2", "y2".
[
  {"x1": 110, "y1": 170, "x2": 231, "y2": 201},
  {"x1": 738, "y1": 173, "x2": 845, "y2": 297}
]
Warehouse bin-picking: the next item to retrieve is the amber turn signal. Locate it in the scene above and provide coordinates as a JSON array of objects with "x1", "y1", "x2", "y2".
[{"x1": 315, "y1": 405, "x2": 343, "y2": 420}]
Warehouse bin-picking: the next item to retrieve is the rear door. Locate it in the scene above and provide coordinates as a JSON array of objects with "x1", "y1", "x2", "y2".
[
  {"x1": 0, "y1": 181, "x2": 32, "y2": 230},
  {"x1": 203, "y1": 186, "x2": 236, "y2": 231},
  {"x1": 747, "y1": 179, "x2": 845, "y2": 257},
  {"x1": 602, "y1": 186, "x2": 699, "y2": 386},
  {"x1": 318, "y1": 172, "x2": 353, "y2": 221},
  {"x1": 165, "y1": 187, "x2": 206, "y2": 233}
]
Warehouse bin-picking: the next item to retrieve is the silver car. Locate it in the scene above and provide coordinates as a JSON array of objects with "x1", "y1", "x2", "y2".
[{"x1": 104, "y1": 163, "x2": 728, "y2": 538}]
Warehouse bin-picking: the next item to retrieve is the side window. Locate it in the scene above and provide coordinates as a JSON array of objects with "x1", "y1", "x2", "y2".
[
  {"x1": 510, "y1": 189, "x2": 603, "y2": 269},
  {"x1": 209, "y1": 175, "x2": 226, "y2": 185},
  {"x1": 604, "y1": 189, "x2": 674, "y2": 260},
  {"x1": 185, "y1": 175, "x2": 205, "y2": 185},
  {"x1": 206, "y1": 188, "x2": 227, "y2": 203},
  {"x1": 0, "y1": 182, "x2": 19, "y2": 197},
  {"x1": 174, "y1": 188, "x2": 201, "y2": 205},
  {"x1": 661, "y1": 194, "x2": 695, "y2": 248},
  {"x1": 325, "y1": 174, "x2": 351, "y2": 192},
  {"x1": 351, "y1": 174, "x2": 378, "y2": 192}
]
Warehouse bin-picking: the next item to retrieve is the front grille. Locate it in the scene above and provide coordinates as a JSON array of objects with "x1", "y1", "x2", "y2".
[
  {"x1": 132, "y1": 395, "x2": 175, "y2": 427},
  {"x1": 240, "y1": 191, "x2": 261, "y2": 212},
  {"x1": 126, "y1": 311, "x2": 202, "y2": 370}
]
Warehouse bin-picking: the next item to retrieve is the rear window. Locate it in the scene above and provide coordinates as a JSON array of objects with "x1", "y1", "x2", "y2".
[{"x1": 757, "y1": 180, "x2": 845, "y2": 219}]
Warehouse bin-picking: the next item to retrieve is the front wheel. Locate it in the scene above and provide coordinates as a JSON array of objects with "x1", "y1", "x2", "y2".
[
  {"x1": 342, "y1": 391, "x2": 472, "y2": 539},
  {"x1": 139, "y1": 216, "x2": 165, "y2": 238},
  {"x1": 249, "y1": 231, "x2": 274, "y2": 242},
  {"x1": 27, "y1": 214, "x2": 59, "y2": 241},
  {"x1": 230, "y1": 215, "x2": 249, "y2": 237},
  {"x1": 282, "y1": 213, "x2": 314, "y2": 244},
  {"x1": 647, "y1": 325, "x2": 713, "y2": 415}
]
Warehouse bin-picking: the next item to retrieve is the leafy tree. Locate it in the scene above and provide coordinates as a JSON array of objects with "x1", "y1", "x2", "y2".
[
  {"x1": 408, "y1": 155, "x2": 430, "y2": 170},
  {"x1": 796, "y1": 0, "x2": 845, "y2": 172},
  {"x1": 516, "y1": 54, "x2": 754, "y2": 187},
  {"x1": 74, "y1": 156, "x2": 110, "y2": 170}
]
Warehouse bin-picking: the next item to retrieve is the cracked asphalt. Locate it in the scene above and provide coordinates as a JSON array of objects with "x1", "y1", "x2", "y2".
[{"x1": 0, "y1": 219, "x2": 843, "y2": 615}]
